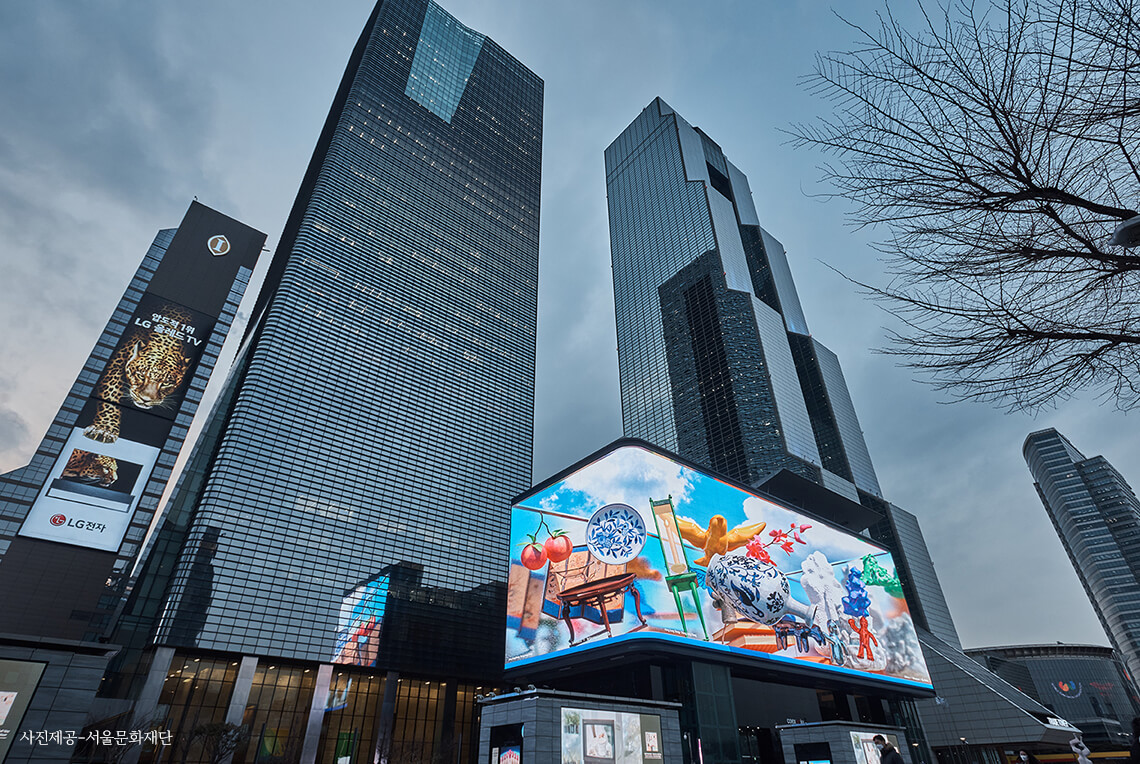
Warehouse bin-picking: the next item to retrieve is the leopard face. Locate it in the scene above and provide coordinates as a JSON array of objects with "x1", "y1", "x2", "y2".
[
  {"x1": 62, "y1": 449, "x2": 119, "y2": 487},
  {"x1": 124, "y1": 339, "x2": 191, "y2": 410},
  {"x1": 84, "y1": 302, "x2": 199, "y2": 444}
]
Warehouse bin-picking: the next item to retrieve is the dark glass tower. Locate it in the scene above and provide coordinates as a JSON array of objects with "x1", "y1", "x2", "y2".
[
  {"x1": 0, "y1": 205, "x2": 263, "y2": 642},
  {"x1": 108, "y1": 2, "x2": 542, "y2": 762},
  {"x1": 607, "y1": 98, "x2": 880, "y2": 502},
  {"x1": 605, "y1": 98, "x2": 1077, "y2": 763},
  {"x1": 0, "y1": 228, "x2": 180, "y2": 642},
  {"x1": 1024, "y1": 429, "x2": 1140, "y2": 686}
]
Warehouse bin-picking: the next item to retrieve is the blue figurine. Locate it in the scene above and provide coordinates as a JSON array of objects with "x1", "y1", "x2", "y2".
[
  {"x1": 826, "y1": 619, "x2": 849, "y2": 666},
  {"x1": 841, "y1": 566, "x2": 871, "y2": 617},
  {"x1": 805, "y1": 623, "x2": 827, "y2": 650},
  {"x1": 773, "y1": 617, "x2": 828, "y2": 654},
  {"x1": 772, "y1": 617, "x2": 795, "y2": 651}
]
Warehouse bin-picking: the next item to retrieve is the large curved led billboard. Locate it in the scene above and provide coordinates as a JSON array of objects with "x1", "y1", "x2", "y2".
[{"x1": 505, "y1": 443, "x2": 932, "y2": 690}]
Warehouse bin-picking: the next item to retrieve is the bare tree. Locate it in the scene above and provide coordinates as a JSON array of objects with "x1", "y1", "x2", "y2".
[{"x1": 791, "y1": 0, "x2": 1140, "y2": 410}]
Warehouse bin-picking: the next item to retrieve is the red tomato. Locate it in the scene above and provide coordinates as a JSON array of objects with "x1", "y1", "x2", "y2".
[
  {"x1": 520, "y1": 542, "x2": 548, "y2": 570},
  {"x1": 544, "y1": 533, "x2": 573, "y2": 563}
]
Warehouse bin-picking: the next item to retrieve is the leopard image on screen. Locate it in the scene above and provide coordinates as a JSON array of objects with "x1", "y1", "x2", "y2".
[{"x1": 84, "y1": 298, "x2": 206, "y2": 443}]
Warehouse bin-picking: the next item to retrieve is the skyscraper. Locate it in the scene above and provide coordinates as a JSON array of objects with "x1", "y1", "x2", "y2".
[
  {"x1": 605, "y1": 98, "x2": 1076, "y2": 763},
  {"x1": 1024, "y1": 428, "x2": 1140, "y2": 685},
  {"x1": 0, "y1": 202, "x2": 265, "y2": 764},
  {"x1": 104, "y1": 2, "x2": 542, "y2": 762},
  {"x1": 607, "y1": 98, "x2": 879, "y2": 502}
]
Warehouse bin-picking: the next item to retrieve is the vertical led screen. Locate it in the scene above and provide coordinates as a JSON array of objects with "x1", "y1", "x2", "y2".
[
  {"x1": 333, "y1": 572, "x2": 390, "y2": 667},
  {"x1": 20, "y1": 295, "x2": 214, "y2": 551},
  {"x1": 18, "y1": 202, "x2": 265, "y2": 552},
  {"x1": 505, "y1": 444, "x2": 932, "y2": 690}
]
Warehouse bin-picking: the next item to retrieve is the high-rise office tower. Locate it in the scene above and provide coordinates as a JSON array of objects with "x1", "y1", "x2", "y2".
[
  {"x1": 607, "y1": 98, "x2": 879, "y2": 503},
  {"x1": 1024, "y1": 428, "x2": 1140, "y2": 685},
  {"x1": 605, "y1": 98, "x2": 1075, "y2": 763},
  {"x1": 103, "y1": 2, "x2": 542, "y2": 763},
  {"x1": 0, "y1": 202, "x2": 265, "y2": 764}
]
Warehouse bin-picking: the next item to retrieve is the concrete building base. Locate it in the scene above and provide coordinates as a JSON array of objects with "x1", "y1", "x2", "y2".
[{"x1": 777, "y1": 721, "x2": 913, "y2": 764}]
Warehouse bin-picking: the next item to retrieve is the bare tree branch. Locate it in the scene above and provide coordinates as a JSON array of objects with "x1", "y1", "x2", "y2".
[{"x1": 790, "y1": 0, "x2": 1140, "y2": 410}]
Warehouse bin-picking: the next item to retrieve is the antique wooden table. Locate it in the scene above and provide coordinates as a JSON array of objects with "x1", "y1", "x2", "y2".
[{"x1": 555, "y1": 572, "x2": 647, "y2": 643}]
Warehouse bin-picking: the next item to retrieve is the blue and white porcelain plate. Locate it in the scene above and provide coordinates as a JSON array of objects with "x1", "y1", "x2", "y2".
[{"x1": 585, "y1": 503, "x2": 647, "y2": 564}]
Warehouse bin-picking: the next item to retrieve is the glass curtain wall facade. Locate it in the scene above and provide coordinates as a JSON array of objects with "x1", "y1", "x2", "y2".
[
  {"x1": 106, "y1": 1, "x2": 541, "y2": 762},
  {"x1": 605, "y1": 98, "x2": 1076, "y2": 763},
  {"x1": 606, "y1": 97, "x2": 880, "y2": 501},
  {"x1": 1024, "y1": 429, "x2": 1140, "y2": 687},
  {"x1": 606, "y1": 97, "x2": 918, "y2": 764}
]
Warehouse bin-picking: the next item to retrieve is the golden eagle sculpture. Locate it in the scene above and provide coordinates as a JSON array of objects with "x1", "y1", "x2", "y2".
[{"x1": 675, "y1": 515, "x2": 766, "y2": 567}]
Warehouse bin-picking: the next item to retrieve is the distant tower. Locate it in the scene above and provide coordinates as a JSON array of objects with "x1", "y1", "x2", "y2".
[{"x1": 1024, "y1": 428, "x2": 1140, "y2": 684}]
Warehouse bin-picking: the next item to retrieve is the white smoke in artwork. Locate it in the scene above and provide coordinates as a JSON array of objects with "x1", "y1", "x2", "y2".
[
  {"x1": 881, "y1": 612, "x2": 926, "y2": 677},
  {"x1": 799, "y1": 552, "x2": 850, "y2": 658},
  {"x1": 800, "y1": 551, "x2": 846, "y2": 626},
  {"x1": 534, "y1": 618, "x2": 569, "y2": 655},
  {"x1": 504, "y1": 627, "x2": 531, "y2": 661}
]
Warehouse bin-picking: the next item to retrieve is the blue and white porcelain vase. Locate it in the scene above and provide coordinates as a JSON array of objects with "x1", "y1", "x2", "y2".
[{"x1": 706, "y1": 554, "x2": 815, "y2": 626}]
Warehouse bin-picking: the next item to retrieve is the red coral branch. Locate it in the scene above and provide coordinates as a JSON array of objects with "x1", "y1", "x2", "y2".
[{"x1": 745, "y1": 522, "x2": 812, "y2": 563}]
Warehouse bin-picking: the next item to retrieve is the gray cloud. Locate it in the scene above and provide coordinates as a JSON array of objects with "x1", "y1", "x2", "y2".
[
  {"x1": 0, "y1": 406, "x2": 31, "y2": 467},
  {"x1": 0, "y1": 4, "x2": 218, "y2": 210}
]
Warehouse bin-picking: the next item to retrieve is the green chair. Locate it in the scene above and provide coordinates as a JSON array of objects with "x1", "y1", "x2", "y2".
[{"x1": 650, "y1": 496, "x2": 709, "y2": 640}]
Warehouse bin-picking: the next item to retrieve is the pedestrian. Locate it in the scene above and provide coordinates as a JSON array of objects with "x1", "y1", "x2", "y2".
[
  {"x1": 873, "y1": 735, "x2": 904, "y2": 764},
  {"x1": 1017, "y1": 750, "x2": 1042, "y2": 764}
]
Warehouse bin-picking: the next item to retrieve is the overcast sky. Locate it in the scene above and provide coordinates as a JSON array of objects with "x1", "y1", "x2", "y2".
[{"x1": 1, "y1": 0, "x2": 1134, "y2": 650}]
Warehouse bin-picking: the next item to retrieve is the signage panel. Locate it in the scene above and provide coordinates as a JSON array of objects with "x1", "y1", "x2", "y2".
[
  {"x1": 560, "y1": 707, "x2": 662, "y2": 764},
  {"x1": 18, "y1": 202, "x2": 266, "y2": 552},
  {"x1": 0, "y1": 659, "x2": 46, "y2": 761},
  {"x1": 506, "y1": 444, "x2": 932, "y2": 690}
]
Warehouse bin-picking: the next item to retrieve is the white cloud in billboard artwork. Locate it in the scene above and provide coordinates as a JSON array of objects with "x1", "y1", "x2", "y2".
[
  {"x1": 559, "y1": 447, "x2": 693, "y2": 521},
  {"x1": 504, "y1": 628, "x2": 532, "y2": 661},
  {"x1": 538, "y1": 490, "x2": 563, "y2": 513},
  {"x1": 800, "y1": 551, "x2": 846, "y2": 626}
]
